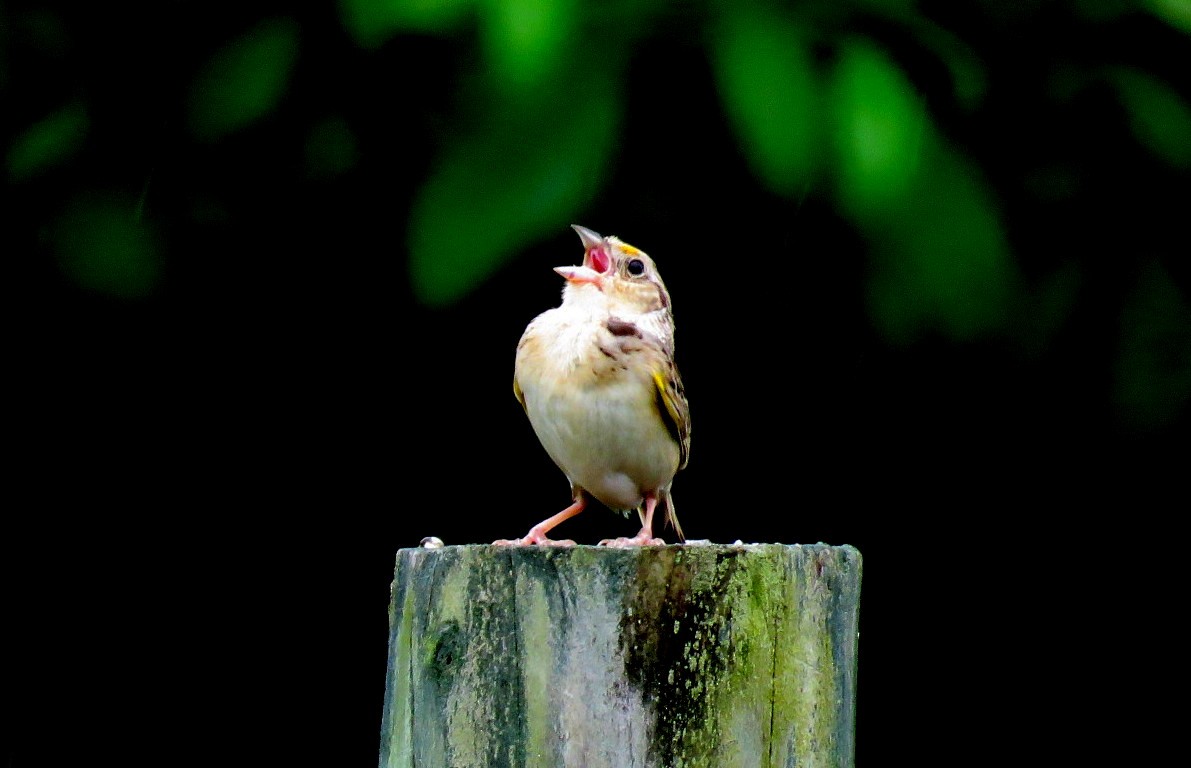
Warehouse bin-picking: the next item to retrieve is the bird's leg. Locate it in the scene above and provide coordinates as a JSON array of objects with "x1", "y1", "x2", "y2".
[
  {"x1": 494, "y1": 497, "x2": 586, "y2": 546},
  {"x1": 598, "y1": 494, "x2": 666, "y2": 547}
]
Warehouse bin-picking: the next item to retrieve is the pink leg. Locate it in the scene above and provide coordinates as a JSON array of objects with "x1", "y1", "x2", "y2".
[
  {"x1": 599, "y1": 493, "x2": 666, "y2": 548},
  {"x1": 494, "y1": 497, "x2": 586, "y2": 546}
]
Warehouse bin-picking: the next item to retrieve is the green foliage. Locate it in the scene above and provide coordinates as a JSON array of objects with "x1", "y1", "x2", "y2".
[
  {"x1": 6, "y1": 102, "x2": 88, "y2": 182},
  {"x1": 900, "y1": 18, "x2": 986, "y2": 111},
  {"x1": 1115, "y1": 261, "x2": 1191, "y2": 431},
  {"x1": 187, "y1": 18, "x2": 300, "y2": 142},
  {"x1": 829, "y1": 38, "x2": 927, "y2": 215},
  {"x1": 1145, "y1": 0, "x2": 1191, "y2": 34},
  {"x1": 864, "y1": 144, "x2": 1015, "y2": 343},
  {"x1": 408, "y1": 73, "x2": 620, "y2": 306},
  {"x1": 386, "y1": 0, "x2": 1019, "y2": 340},
  {"x1": 7, "y1": 0, "x2": 1189, "y2": 434},
  {"x1": 711, "y1": 8, "x2": 821, "y2": 197},
  {"x1": 340, "y1": 0, "x2": 643, "y2": 306},
  {"x1": 479, "y1": 0, "x2": 578, "y2": 95},
  {"x1": 818, "y1": 36, "x2": 1014, "y2": 342},
  {"x1": 1108, "y1": 68, "x2": 1191, "y2": 169},
  {"x1": 53, "y1": 194, "x2": 161, "y2": 299},
  {"x1": 340, "y1": 0, "x2": 472, "y2": 47}
]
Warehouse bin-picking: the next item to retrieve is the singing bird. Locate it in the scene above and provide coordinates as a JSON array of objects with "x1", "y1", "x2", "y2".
[{"x1": 497, "y1": 225, "x2": 690, "y2": 547}]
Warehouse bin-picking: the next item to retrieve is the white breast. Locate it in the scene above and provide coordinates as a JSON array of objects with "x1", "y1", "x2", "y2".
[{"x1": 515, "y1": 306, "x2": 679, "y2": 511}]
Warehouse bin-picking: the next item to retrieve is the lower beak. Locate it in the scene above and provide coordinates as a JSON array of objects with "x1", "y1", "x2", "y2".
[{"x1": 554, "y1": 265, "x2": 604, "y2": 285}]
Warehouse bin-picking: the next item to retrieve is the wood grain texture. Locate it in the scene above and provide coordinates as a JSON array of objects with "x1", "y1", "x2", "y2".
[{"x1": 379, "y1": 543, "x2": 861, "y2": 768}]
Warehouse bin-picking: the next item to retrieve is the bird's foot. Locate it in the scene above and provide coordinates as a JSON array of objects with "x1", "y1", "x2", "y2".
[
  {"x1": 494, "y1": 501, "x2": 586, "y2": 546},
  {"x1": 493, "y1": 529, "x2": 577, "y2": 547},
  {"x1": 598, "y1": 529, "x2": 665, "y2": 548}
]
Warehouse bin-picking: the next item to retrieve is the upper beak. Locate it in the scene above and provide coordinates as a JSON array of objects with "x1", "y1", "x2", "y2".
[
  {"x1": 554, "y1": 265, "x2": 604, "y2": 285},
  {"x1": 572, "y1": 224, "x2": 604, "y2": 250},
  {"x1": 572, "y1": 224, "x2": 611, "y2": 273}
]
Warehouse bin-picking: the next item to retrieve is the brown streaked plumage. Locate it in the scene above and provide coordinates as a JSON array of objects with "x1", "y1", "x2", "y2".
[{"x1": 497, "y1": 225, "x2": 691, "y2": 547}]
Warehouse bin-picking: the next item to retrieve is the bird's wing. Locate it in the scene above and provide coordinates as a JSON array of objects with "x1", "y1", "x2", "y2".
[
  {"x1": 513, "y1": 376, "x2": 528, "y2": 414},
  {"x1": 652, "y1": 359, "x2": 690, "y2": 471}
]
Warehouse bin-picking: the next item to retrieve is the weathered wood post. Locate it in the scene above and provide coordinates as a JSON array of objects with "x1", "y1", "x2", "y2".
[{"x1": 379, "y1": 543, "x2": 862, "y2": 768}]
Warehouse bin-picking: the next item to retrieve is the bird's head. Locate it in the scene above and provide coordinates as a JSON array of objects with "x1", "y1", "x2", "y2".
[{"x1": 557, "y1": 225, "x2": 672, "y2": 314}]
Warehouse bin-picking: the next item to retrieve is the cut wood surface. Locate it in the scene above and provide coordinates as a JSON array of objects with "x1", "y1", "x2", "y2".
[{"x1": 379, "y1": 543, "x2": 862, "y2": 768}]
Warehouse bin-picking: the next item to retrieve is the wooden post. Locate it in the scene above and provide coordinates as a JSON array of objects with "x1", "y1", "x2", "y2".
[{"x1": 379, "y1": 543, "x2": 862, "y2": 768}]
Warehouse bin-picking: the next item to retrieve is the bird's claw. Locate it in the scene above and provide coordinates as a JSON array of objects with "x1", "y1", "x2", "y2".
[
  {"x1": 598, "y1": 533, "x2": 665, "y2": 548},
  {"x1": 493, "y1": 535, "x2": 577, "y2": 547}
]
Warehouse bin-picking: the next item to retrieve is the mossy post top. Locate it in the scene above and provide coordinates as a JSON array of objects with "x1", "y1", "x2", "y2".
[{"x1": 381, "y1": 543, "x2": 862, "y2": 768}]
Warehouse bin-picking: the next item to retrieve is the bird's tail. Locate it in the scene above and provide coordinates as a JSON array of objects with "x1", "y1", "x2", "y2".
[{"x1": 659, "y1": 488, "x2": 684, "y2": 542}]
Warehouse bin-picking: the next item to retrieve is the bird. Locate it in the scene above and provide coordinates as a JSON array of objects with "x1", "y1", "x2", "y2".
[{"x1": 496, "y1": 224, "x2": 690, "y2": 547}]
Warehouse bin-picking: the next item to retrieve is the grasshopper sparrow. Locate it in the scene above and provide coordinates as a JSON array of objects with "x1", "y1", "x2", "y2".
[{"x1": 497, "y1": 225, "x2": 690, "y2": 547}]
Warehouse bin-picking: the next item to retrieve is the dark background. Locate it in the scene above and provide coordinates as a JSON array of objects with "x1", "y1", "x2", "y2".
[{"x1": 6, "y1": 1, "x2": 1186, "y2": 766}]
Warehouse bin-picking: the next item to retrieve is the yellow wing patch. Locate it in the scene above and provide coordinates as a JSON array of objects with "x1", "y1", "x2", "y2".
[
  {"x1": 513, "y1": 377, "x2": 527, "y2": 413},
  {"x1": 652, "y1": 368, "x2": 690, "y2": 469}
]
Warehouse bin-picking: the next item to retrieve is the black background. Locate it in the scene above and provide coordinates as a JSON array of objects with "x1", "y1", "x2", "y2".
[{"x1": 7, "y1": 2, "x2": 1185, "y2": 766}]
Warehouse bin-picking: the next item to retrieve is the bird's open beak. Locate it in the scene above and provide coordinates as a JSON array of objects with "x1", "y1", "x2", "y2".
[
  {"x1": 572, "y1": 224, "x2": 611, "y2": 274},
  {"x1": 554, "y1": 265, "x2": 604, "y2": 285}
]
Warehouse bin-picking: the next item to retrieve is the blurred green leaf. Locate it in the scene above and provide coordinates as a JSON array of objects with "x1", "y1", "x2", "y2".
[
  {"x1": 1108, "y1": 67, "x2": 1191, "y2": 169},
  {"x1": 479, "y1": 0, "x2": 577, "y2": 95},
  {"x1": 339, "y1": 0, "x2": 472, "y2": 47},
  {"x1": 905, "y1": 19, "x2": 986, "y2": 111},
  {"x1": 1145, "y1": 0, "x2": 1191, "y2": 35},
  {"x1": 710, "y1": 8, "x2": 820, "y2": 197},
  {"x1": 6, "y1": 102, "x2": 88, "y2": 182},
  {"x1": 54, "y1": 194, "x2": 162, "y2": 299},
  {"x1": 1115, "y1": 260, "x2": 1191, "y2": 431},
  {"x1": 830, "y1": 37, "x2": 927, "y2": 215},
  {"x1": 1011, "y1": 260, "x2": 1082, "y2": 360},
  {"x1": 865, "y1": 143, "x2": 1016, "y2": 343},
  {"x1": 409, "y1": 76, "x2": 620, "y2": 306},
  {"x1": 188, "y1": 18, "x2": 300, "y2": 142}
]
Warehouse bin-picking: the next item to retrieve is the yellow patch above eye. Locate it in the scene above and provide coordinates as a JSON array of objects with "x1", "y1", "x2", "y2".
[{"x1": 618, "y1": 243, "x2": 641, "y2": 255}]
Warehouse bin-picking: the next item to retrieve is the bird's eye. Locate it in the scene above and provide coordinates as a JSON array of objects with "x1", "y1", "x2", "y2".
[{"x1": 626, "y1": 258, "x2": 645, "y2": 276}]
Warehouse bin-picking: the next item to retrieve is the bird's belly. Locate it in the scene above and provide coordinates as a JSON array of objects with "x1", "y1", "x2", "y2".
[{"x1": 526, "y1": 379, "x2": 679, "y2": 510}]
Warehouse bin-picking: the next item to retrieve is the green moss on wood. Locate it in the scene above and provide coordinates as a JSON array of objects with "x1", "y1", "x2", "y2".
[{"x1": 380, "y1": 543, "x2": 861, "y2": 768}]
